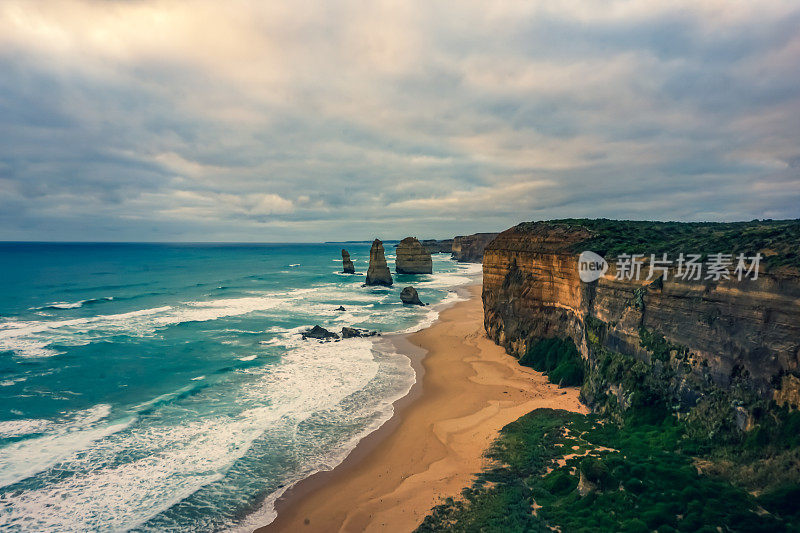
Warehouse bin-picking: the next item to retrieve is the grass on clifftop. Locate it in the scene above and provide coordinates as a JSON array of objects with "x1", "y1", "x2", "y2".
[
  {"x1": 515, "y1": 218, "x2": 800, "y2": 271},
  {"x1": 416, "y1": 409, "x2": 797, "y2": 533}
]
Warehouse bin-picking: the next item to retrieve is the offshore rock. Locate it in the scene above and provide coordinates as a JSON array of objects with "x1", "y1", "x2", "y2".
[
  {"x1": 452, "y1": 233, "x2": 500, "y2": 262},
  {"x1": 365, "y1": 239, "x2": 393, "y2": 286},
  {"x1": 400, "y1": 286, "x2": 424, "y2": 306},
  {"x1": 341, "y1": 327, "x2": 378, "y2": 338},
  {"x1": 341, "y1": 327, "x2": 362, "y2": 338},
  {"x1": 395, "y1": 237, "x2": 433, "y2": 274},
  {"x1": 302, "y1": 325, "x2": 339, "y2": 340},
  {"x1": 341, "y1": 249, "x2": 355, "y2": 274}
]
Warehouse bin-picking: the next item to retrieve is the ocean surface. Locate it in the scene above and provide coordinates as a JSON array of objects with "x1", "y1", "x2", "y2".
[{"x1": 0, "y1": 242, "x2": 480, "y2": 532}]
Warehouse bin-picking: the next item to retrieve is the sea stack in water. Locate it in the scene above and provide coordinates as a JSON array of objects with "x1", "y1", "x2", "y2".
[
  {"x1": 341, "y1": 249, "x2": 355, "y2": 274},
  {"x1": 395, "y1": 237, "x2": 433, "y2": 274},
  {"x1": 365, "y1": 239, "x2": 393, "y2": 286},
  {"x1": 400, "y1": 286, "x2": 424, "y2": 306}
]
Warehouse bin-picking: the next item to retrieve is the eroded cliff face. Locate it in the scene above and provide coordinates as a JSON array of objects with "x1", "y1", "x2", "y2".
[
  {"x1": 421, "y1": 239, "x2": 454, "y2": 254},
  {"x1": 483, "y1": 223, "x2": 800, "y2": 412},
  {"x1": 452, "y1": 233, "x2": 499, "y2": 262}
]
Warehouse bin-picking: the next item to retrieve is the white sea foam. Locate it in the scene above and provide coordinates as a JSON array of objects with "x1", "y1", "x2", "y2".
[
  {"x1": 0, "y1": 417, "x2": 51, "y2": 438},
  {"x1": 227, "y1": 340, "x2": 415, "y2": 532},
  {"x1": 0, "y1": 337, "x2": 413, "y2": 532},
  {"x1": 0, "y1": 404, "x2": 133, "y2": 488},
  {"x1": 0, "y1": 293, "x2": 293, "y2": 358}
]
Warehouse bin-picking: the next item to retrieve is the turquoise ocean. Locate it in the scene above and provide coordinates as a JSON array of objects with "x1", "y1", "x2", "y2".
[{"x1": 0, "y1": 242, "x2": 480, "y2": 531}]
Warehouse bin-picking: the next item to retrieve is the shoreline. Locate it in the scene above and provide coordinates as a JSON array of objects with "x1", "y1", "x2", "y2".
[{"x1": 257, "y1": 283, "x2": 587, "y2": 532}]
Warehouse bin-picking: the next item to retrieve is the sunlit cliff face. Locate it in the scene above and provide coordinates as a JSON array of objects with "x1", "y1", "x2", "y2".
[{"x1": 1, "y1": 0, "x2": 799, "y2": 241}]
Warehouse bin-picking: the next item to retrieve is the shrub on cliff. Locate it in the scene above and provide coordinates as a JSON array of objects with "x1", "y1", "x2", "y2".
[{"x1": 519, "y1": 337, "x2": 585, "y2": 387}]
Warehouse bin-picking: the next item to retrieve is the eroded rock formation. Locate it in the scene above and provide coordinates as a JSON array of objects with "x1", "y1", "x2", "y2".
[
  {"x1": 452, "y1": 233, "x2": 499, "y2": 262},
  {"x1": 365, "y1": 239, "x2": 393, "y2": 286},
  {"x1": 400, "y1": 286, "x2": 424, "y2": 306},
  {"x1": 395, "y1": 237, "x2": 433, "y2": 274},
  {"x1": 341, "y1": 249, "x2": 355, "y2": 274}
]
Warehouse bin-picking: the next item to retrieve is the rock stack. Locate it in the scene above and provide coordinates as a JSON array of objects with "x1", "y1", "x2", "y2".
[
  {"x1": 341, "y1": 249, "x2": 355, "y2": 274},
  {"x1": 395, "y1": 237, "x2": 433, "y2": 274},
  {"x1": 365, "y1": 239, "x2": 393, "y2": 286}
]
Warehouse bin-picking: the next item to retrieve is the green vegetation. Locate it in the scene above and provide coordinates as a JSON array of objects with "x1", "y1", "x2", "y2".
[
  {"x1": 519, "y1": 338, "x2": 585, "y2": 387},
  {"x1": 418, "y1": 320, "x2": 800, "y2": 531},
  {"x1": 416, "y1": 409, "x2": 797, "y2": 532},
  {"x1": 515, "y1": 218, "x2": 800, "y2": 270},
  {"x1": 638, "y1": 326, "x2": 687, "y2": 363}
]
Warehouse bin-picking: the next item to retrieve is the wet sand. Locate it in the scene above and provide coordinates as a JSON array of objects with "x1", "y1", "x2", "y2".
[{"x1": 258, "y1": 284, "x2": 587, "y2": 532}]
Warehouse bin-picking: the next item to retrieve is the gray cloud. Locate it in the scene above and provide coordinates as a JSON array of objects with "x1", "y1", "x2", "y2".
[{"x1": 0, "y1": 0, "x2": 798, "y2": 242}]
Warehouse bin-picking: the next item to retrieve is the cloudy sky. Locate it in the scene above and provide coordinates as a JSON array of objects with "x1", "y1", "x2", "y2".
[{"x1": 1, "y1": 1, "x2": 799, "y2": 241}]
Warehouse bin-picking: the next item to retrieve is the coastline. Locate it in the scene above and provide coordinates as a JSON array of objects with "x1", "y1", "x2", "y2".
[{"x1": 256, "y1": 283, "x2": 587, "y2": 532}]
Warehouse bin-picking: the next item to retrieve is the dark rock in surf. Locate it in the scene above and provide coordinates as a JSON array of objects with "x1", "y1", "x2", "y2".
[
  {"x1": 341, "y1": 327, "x2": 363, "y2": 338},
  {"x1": 302, "y1": 325, "x2": 339, "y2": 340},
  {"x1": 400, "y1": 286, "x2": 424, "y2": 306}
]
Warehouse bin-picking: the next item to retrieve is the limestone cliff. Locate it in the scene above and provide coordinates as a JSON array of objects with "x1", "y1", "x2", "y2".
[
  {"x1": 483, "y1": 220, "x2": 800, "y2": 418},
  {"x1": 341, "y1": 249, "x2": 355, "y2": 274},
  {"x1": 452, "y1": 233, "x2": 499, "y2": 262},
  {"x1": 365, "y1": 239, "x2": 393, "y2": 286},
  {"x1": 395, "y1": 237, "x2": 433, "y2": 274},
  {"x1": 420, "y1": 239, "x2": 454, "y2": 254}
]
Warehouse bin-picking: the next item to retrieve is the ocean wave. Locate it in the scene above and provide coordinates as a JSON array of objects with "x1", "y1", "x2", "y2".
[
  {"x1": 0, "y1": 291, "x2": 296, "y2": 358},
  {"x1": 228, "y1": 340, "x2": 415, "y2": 532},
  {"x1": 0, "y1": 253, "x2": 478, "y2": 530},
  {"x1": 0, "y1": 404, "x2": 133, "y2": 488},
  {"x1": 0, "y1": 337, "x2": 413, "y2": 532},
  {"x1": 32, "y1": 296, "x2": 115, "y2": 311}
]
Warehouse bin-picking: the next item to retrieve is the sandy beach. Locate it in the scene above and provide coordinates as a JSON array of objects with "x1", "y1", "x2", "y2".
[
  {"x1": 258, "y1": 284, "x2": 587, "y2": 532},
  {"x1": 258, "y1": 285, "x2": 585, "y2": 532}
]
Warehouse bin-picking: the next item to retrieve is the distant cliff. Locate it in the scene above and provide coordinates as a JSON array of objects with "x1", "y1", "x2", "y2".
[
  {"x1": 452, "y1": 233, "x2": 499, "y2": 262},
  {"x1": 420, "y1": 239, "x2": 453, "y2": 254},
  {"x1": 483, "y1": 220, "x2": 800, "y2": 425}
]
